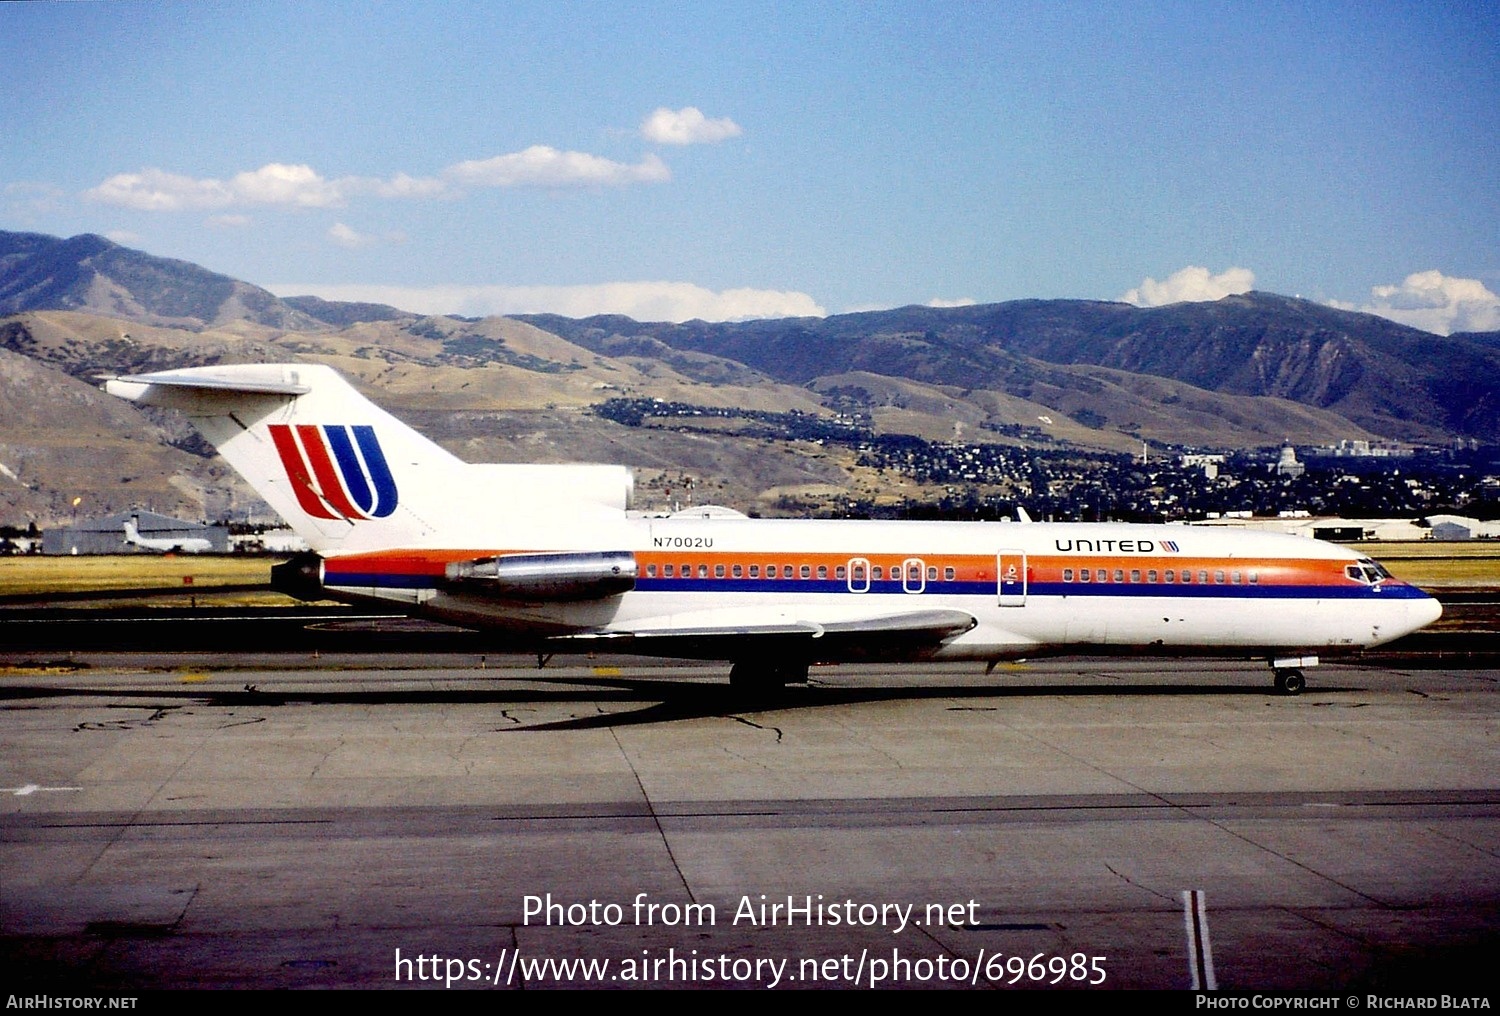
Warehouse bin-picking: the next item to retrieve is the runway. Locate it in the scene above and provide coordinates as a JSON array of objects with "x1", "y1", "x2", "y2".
[{"x1": 2, "y1": 655, "x2": 1496, "y2": 990}]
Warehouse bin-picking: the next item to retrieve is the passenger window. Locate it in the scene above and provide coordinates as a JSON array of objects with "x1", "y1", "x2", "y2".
[
  {"x1": 714, "y1": 564, "x2": 725, "y2": 578},
  {"x1": 1231, "y1": 570, "x2": 1241, "y2": 584},
  {"x1": 1198, "y1": 570, "x2": 1208, "y2": 584},
  {"x1": 1148, "y1": 570, "x2": 1157, "y2": 583},
  {"x1": 698, "y1": 564, "x2": 709, "y2": 578},
  {"x1": 944, "y1": 567, "x2": 955, "y2": 581},
  {"x1": 817, "y1": 565, "x2": 828, "y2": 579},
  {"x1": 836, "y1": 566, "x2": 846, "y2": 579},
  {"x1": 800, "y1": 565, "x2": 811, "y2": 579},
  {"x1": 1130, "y1": 569, "x2": 1141, "y2": 583},
  {"x1": 749, "y1": 565, "x2": 760, "y2": 578},
  {"x1": 1214, "y1": 570, "x2": 1225, "y2": 584},
  {"x1": 927, "y1": 566, "x2": 937, "y2": 581},
  {"x1": 873, "y1": 566, "x2": 883, "y2": 580},
  {"x1": 1180, "y1": 570, "x2": 1191, "y2": 584},
  {"x1": 1079, "y1": 569, "x2": 1090, "y2": 583},
  {"x1": 1113, "y1": 569, "x2": 1124, "y2": 583},
  {"x1": 1165, "y1": 570, "x2": 1174, "y2": 583},
  {"x1": 1064, "y1": 569, "x2": 1074, "y2": 582},
  {"x1": 1248, "y1": 571, "x2": 1258, "y2": 583}
]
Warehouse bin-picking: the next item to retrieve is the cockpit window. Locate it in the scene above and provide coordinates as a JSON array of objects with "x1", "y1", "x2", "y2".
[{"x1": 1347, "y1": 560, "x2": 1391, "y2": 585}]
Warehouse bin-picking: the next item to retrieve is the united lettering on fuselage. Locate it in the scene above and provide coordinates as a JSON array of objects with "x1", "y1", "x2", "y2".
[
  {"x1": 268, "y1": 424, "x2": 398, "y2": 522},
  {"x1": 1054, "y1": 538, "x2": 1178, "y2": 554}
]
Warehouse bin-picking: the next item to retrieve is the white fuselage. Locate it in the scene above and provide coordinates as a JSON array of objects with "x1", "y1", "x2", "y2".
[
  {"x1": 318, "y1": 516, "x2": 1441, "y2": 662},
  {"x1": 123, "y1": 520, "x2": 213, "y2": 554}
]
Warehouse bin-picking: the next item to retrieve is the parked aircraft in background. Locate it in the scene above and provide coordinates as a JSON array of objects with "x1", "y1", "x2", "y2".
[
  {"x1": 105, "y1": 364, "x2": 1441, "y2": 694},
  {"x1": 122, "y1": 515, "x2": 213, "y2": 554}
]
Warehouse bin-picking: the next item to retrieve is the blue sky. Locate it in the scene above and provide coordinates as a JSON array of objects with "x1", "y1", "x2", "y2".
[{"x1": 4, "y1": 0, "x2": 1497, "y2": 331}]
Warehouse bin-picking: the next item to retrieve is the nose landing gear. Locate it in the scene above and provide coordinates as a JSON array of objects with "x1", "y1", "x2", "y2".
[
  {"x1": 1273, "y1": 668, "x2": 1305, "y2": 696},
  {"x1": 1270, "y1": 655, "x2": 1317, "y2": 696}
]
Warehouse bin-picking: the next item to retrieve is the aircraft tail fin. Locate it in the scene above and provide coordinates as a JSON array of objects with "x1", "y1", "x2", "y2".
[{"x1": 105, "y1": 364, "x2": 630, "y2": 554}]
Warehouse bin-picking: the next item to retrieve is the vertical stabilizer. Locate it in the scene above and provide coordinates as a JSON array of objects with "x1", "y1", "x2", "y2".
[{"x1": 106, "y1": 364, "x2": 465, "y2": 554}]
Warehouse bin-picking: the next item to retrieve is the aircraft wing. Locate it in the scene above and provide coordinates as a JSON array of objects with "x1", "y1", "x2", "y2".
[{"x1": 558, "y1": 608, "x2": 978, "y2": 660}]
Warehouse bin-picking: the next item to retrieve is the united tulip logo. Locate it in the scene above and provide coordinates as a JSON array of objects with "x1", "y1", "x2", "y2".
[{"x1": 269, "y1": 424, "x2": 398, "y2": 521}]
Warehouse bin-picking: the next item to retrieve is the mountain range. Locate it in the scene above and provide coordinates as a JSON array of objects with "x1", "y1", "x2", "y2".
[{"x1": 2, "y1": 229, "x2": 1496, "y2": 525}]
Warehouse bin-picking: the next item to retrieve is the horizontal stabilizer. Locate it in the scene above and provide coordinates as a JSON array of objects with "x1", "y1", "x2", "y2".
[{"x1": 104, "y1": 365, "x2": 313, "y2": 399}]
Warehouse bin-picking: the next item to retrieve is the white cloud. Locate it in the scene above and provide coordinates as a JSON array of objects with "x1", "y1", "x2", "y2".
[
  {"x1": 268, "y1": 281, "x2": 824, "y2": 323},
  {"x1": 1331, "y1": 270, "x2": 1500, "y2": 336},
  {"x1": 326, "y1": 222, "x2": 405, "y2": 249},
  {"x1": 1120, "y1": 266, "x2": 1256, "y2": 306},
  {"x1": 328, "y1": 223, "x2": 374, "y2": 248},
  {"x1": 86, "y1": 168, "x2": 235, "y2": 210},
  {"x1": 444, "y1": 147, "x2": 669, "y2": 188},
  {"x1": 85, "y1": 163, "x2": 356, "y2": 210},
  {"x1": 927, "y1": 297, "x2": 977, "y2": 308},
  {"x1": 227, "y1": 163, "x2": 345, "y2": 207},
  {"x1": 87, "y1": 145, "x2": 670, "y2": 213},
  {"x1": 347, "y1": 172, "x2": 448, "y2": 199},
  {"x1": 640, "y1": 107, "x2": 743, "y2": 145}
]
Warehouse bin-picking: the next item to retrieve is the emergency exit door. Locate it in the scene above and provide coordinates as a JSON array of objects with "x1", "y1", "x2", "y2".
[{"x1": 998, "y1": 550, "x2": 1027, "y2": 606}]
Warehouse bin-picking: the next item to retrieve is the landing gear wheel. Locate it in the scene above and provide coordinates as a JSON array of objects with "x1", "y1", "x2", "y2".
[
  {"x1": 778, "y1": 661, "x2": 810, "y2": 686},
  {"x1": 729, "y1": 660, "x2": 808, "y2": 694},
  {"x1": 1273, "y1": 668, "x2": 1305, "y2": 696}
]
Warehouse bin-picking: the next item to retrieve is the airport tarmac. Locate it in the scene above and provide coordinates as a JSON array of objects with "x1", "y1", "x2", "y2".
[{"x1": 2, "y1": 654, "x2": 1496, "y2": 991}]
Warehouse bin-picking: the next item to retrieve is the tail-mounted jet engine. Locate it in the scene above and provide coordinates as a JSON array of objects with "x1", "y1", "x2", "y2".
[
  {"x1": 270, "y1": 552, "x2": 326, "y2": 601},
  {"x1": 443, "y1": 551, "x2": 637, "y2": 602}
]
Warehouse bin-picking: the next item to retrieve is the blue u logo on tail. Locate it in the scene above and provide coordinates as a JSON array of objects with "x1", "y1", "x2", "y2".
[{"x1": 270, "y1": 424, "x2": 399, "y2": 521}]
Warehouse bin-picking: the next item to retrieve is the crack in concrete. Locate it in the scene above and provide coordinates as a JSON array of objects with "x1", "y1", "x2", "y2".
[{"x1": 726, "y1": 714, "x2": 783, "y2": 743}]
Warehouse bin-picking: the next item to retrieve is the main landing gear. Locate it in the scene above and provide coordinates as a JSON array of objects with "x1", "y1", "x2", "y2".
[
  {"x1": 1269, "y1": 655, "x2": 1317, "y2": 696},
  {"x1": 729, "y1": 660, "x2": 810, "y2": 694}
]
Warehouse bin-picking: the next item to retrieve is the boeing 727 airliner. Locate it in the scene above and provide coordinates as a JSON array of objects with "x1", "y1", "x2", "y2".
[{"x1": 105, "y1": 363, "x2": 1441, "y2": 693}]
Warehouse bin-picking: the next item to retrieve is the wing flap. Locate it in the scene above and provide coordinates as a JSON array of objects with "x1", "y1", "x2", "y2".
[{"x1": 558, "y1": 608, "x2": 977, "y2": 661}]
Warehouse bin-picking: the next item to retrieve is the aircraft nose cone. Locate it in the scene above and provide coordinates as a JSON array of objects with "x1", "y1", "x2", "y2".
[
  {"x1": 1394, "y1": 592, "x2": 1443, "y2": 640},
  {"x1": 1416, "y1": 594, "x2": 1443, "y2": 630}
]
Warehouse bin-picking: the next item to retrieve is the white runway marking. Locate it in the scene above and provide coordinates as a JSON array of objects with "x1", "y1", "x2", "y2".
[
  {"x1": 4, "y1": 783, "x2": 82, "y2": 797},
  {"x1": 1183, "y1": 888, "x2": 1217, "y2": 990}
]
